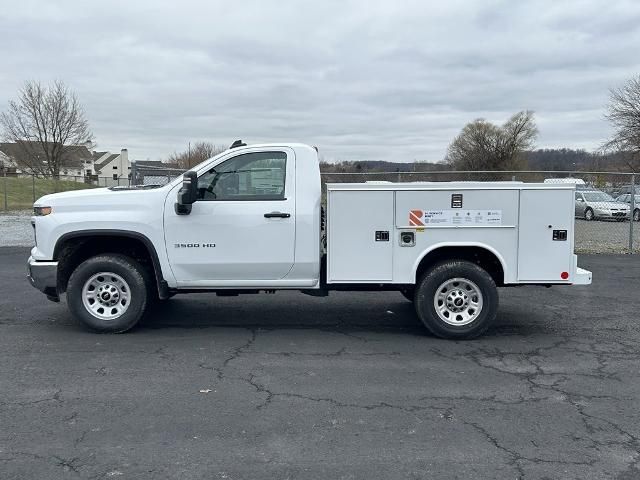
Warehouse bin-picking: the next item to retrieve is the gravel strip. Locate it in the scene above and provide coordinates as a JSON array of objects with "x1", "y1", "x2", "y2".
[{"x1": 0, "y1": 210, "x2": 34, "y2": 247}]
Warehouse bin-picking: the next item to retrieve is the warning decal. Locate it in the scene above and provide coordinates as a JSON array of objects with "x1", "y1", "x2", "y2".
[{"x1": 409, "y1": 209, "x2": 502, "y2": 226}]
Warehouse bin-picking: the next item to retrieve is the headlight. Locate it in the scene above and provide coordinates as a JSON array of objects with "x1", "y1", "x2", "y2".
[{"x1": 33, "y1": 206, "x2": 52, "y2": 216}]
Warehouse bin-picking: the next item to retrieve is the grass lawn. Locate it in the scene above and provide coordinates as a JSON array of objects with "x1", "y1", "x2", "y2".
[{"x1": 0, "y1": 176, "x2": 97, "y2": 211}]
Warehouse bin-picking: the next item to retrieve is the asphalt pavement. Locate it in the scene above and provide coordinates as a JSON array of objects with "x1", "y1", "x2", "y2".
[{"x1": 1, "y1": 247, "x2": 639, "y2": 479}]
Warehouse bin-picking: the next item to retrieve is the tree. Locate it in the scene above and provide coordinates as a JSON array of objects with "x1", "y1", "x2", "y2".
[
  {"x1": 167, "y1": 141, "x2": 226, "y2": 169},
  {"x1": 445, "y1": 111, "x2": 538, "y2": 170},
  {"x1": 0, "y1": 80, "x2": 93, "y2": 177},
  {"x1": 604, "y1": 75, "x2": 640, "y2": 172}
]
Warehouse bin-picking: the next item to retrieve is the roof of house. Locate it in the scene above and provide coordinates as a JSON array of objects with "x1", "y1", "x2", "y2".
[
  {"x1": 95, "y1": 153, "x2": 120, "y2": 172},
  {"x1": 0, "y1": 142, "x2": 92, "y2": 169},
  {"x1": 135, "y1": 160, "x2": 166, "y2": 168}
]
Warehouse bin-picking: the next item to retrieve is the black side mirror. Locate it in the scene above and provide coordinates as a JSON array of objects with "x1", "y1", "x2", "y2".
[{"x1": 175, "y1": 171, "x2": 198, "y2": 215}]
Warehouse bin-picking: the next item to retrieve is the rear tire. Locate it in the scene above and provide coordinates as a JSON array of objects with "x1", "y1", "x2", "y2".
[
  {"x1": 584, "y1": 208, "x2": 594, "y2": 221},
  {"x1": 414, "y1": 260, "x2": 498, "y2": 339},
  {"x1": 67, "y1": 254, "x2": 149, "y2": 333}
]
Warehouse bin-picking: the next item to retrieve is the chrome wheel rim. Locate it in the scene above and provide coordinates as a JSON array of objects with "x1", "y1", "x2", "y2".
[
  {"x1": 433, "y1": 277, "x2": 483, "y2": 326},
  {"x1": 585, "y1": 209, "x2": 593, "y2": 220},
  {"x1": 634, "y1": 210, "x2": 640, "y2": 222},
  {"x1": 82, "y1": 272, "x2": 131, "y2": 320}
]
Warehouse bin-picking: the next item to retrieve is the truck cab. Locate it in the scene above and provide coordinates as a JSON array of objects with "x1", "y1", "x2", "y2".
[{"x1": 27, "y1": 142, "x2": 592, "y2": 339}]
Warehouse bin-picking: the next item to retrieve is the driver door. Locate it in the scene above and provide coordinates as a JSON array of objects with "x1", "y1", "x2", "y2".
[{"x1": 164, "y1": 148, "x2": 296, "y2": 285}]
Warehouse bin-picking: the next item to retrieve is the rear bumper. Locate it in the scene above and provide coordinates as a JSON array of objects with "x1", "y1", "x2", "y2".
[
  {"x1": 27, "y1": 256, "x2": 59, "y2": 300},
  {"x1": 573, "y1": 267, "x2": 592, "y2": 285}
]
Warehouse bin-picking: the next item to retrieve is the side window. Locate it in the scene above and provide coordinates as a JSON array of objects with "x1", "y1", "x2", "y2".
[
  {"x1": 197, "y1": 151, "x2": 287, "y2": 201},
  {"x1": 575, "y1": 192, "x2": 582, "y2": 201}
]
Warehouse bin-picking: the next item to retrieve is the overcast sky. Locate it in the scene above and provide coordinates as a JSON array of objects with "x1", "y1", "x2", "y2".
[{"x1": 1, "y1": 0, "x2": 639, "y2": 162}]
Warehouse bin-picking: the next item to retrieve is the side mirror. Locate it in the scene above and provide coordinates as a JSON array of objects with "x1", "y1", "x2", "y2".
[{"x1": 175, "y1": 171, "x2": 198, "y2": 215}]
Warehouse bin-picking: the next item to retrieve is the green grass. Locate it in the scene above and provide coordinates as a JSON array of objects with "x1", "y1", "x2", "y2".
[{"x1": 0, "y1": 176, "x2": 97, "y2": 211}]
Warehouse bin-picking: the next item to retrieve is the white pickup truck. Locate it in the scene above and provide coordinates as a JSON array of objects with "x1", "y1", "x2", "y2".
[{"x1": 27, "y1": 142, "x2": 592, "y2": 339}]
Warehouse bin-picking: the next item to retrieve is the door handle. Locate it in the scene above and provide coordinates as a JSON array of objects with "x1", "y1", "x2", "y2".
[{"x1": 264, "y1": 212, "x2": 291, "y2": 218}]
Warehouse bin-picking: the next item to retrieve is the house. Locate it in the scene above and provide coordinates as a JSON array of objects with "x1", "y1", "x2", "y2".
[
  {"x1": 0, "y1": 142, "x2": 131, "y2": 186},
  {"x1": 131, "y1": 160, "x2": 183, "y2": 185},
  {"x1": 90, "y1": 149, "x2": 131, "y2": 185}
]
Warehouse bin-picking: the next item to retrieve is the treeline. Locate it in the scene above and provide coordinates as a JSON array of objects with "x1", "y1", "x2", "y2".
[{"x1": 320, "y1": 149, "x2": 635, "y2": 173}]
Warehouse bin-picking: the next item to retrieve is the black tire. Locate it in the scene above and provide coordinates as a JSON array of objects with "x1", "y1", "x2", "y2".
[
  {"x1": 584, "y1": 208, "x2": 594, "y2": 221},
  {"x1": 400, "y1": 288, "x2": 415, "y2": 302},
  {"x1": 634, "y1": 209, "x2": 640, "y2": 222},
  {"x1": 67, "y1": 254, "x2": 149, "y2": 333},
  {"x1": 414, "y1": 260, "x2": 498, "y2": 340}
]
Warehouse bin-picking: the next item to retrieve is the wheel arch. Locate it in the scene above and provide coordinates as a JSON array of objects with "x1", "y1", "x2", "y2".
[
  {"x1": 412, "y1": 243, "x2": 507, "y2": 286},
  {"x1": 53, "y1": 230, "x2": 169, "y2": 298}
]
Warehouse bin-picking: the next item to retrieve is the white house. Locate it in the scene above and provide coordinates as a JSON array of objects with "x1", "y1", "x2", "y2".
[{"x1": 0, "y1": 142, "x2": 131, "y2": 186}]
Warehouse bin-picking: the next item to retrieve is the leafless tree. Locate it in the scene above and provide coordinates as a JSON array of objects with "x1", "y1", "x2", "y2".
[
  {"x1": 167, "y1": 141, "x2": 226, "y2": 169},
  {"x1": 603, "y1": 75, "x2": 640, "y2": 172},
  {"x1": 445, "y1": 111, "x2": 538, "y2": 171},
  {"x1": 0, "y1": 80, "x2": 94, "y2": 177}
]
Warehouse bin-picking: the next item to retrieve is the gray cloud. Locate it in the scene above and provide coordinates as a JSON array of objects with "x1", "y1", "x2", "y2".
[{"x1": 1, "y1": 0, "x2": 639, "y2": 162}]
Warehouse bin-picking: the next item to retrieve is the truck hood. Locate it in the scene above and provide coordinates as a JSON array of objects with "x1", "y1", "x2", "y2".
[{"x1": 34, "y1": 185, "x2": 171, "y2": 212}]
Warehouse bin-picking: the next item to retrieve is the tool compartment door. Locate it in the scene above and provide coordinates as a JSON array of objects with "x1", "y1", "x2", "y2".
[
  {"x1": 328, "y1": 190, "x2": 394, "y2": 282},
  {"x1": 517, "y1": 189, "x2": 573, "y2": 281}
]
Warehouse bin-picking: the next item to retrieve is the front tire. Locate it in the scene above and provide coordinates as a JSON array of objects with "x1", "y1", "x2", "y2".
[
  {"x1": 67, "y1": 254, "x2": 149, "y2": 333},
  {"x1": 634, "y1": 209, "x2": 640, "y2": 222},
  {"x1": 414, "y1": 260, "x2": 498, "y2": 339}
]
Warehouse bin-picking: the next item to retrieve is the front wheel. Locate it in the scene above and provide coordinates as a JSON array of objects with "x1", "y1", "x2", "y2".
[
  {"x1": 67, "y1": 254, "x2": 149, "y2": 333},
  {"x1": 634, "y1": 209, "x2": 640, "y2": 222},
  {"x1": 414, "y1": 260, "x2": 499, "y2": 339}
]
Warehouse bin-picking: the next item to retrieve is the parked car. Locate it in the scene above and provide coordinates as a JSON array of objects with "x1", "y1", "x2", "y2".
[
  {"x1": 615, "y1": 194, "x2": 640, "y2": 222},
  {"x1": 575, "y1": 190, "x2": 630, "y2": 221}
]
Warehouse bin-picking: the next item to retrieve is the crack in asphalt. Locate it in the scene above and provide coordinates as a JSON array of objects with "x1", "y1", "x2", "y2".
[{"x1": 192, "y1": 328, "x2": 640, "y2": 478}]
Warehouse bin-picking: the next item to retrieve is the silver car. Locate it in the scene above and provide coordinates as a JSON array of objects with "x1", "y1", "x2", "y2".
[
  {"x1": 615, "y1": 194, "x2": 640, "y2": 222},
  {"x1": 575, "y1": 190, "x2": 630, "y2": 221}
]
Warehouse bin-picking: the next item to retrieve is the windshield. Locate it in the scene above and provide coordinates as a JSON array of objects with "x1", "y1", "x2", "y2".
[{"x1": 583, "y1": 192, "x2": 615, "y2": 202}]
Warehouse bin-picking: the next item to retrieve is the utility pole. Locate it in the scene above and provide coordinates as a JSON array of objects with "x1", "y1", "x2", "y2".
[{"x1": 188, "y1": 142, "x2": 191, "y2": 169}]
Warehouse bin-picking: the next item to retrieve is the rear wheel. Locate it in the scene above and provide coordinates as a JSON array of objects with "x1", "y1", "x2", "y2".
[
  {"x1": 67, "y1": 254, "x2": 149, "y2": 333},
  {"x1": 584, "y1": 208, "x2": 594, "y2": 221},
  {"x1": 414, "y1": 260, "x2": 498, "y2": 339}
]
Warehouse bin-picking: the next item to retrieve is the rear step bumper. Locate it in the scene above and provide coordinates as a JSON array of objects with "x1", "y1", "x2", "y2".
[{"x1": 573, "y1": 267, "x2": 592, "y2": 285}]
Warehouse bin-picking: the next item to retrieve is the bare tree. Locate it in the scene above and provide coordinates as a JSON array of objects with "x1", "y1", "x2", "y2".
[
  {"x1": 604, "y1": 75, "x2": 640, "y2": 172},
  {"x1": 167, "y1": 141, "x2": 226, "y2": 169},
  {"x1": 445, "y1": 111, "x2": 538, "y2": 171},
  {"x1": 0, "y1": 80, "x2": 94, "y2": 177}
]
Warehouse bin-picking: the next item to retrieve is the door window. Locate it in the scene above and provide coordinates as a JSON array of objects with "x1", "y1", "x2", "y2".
[{"x1": 197, "y1": 151, "x2": 287, "y2": 201}]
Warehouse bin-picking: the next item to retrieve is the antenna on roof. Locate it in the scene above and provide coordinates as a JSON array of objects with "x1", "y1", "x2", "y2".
[{"x1": 230, "y1": 139, "x2": 246, "y2": 149}]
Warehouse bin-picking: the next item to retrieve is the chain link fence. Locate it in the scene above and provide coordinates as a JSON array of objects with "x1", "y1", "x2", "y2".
[{"x1": 1, "y1": 168, "x2": 637, "y2": 253}]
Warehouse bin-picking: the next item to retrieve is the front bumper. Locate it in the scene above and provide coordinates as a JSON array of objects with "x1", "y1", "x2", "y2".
[
  {"x1": 595, "y1": 210, "x2": 630, "y2": 219},
  {"x1": 27, "y1": 256, "x2": 59, "y2": 301}
]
